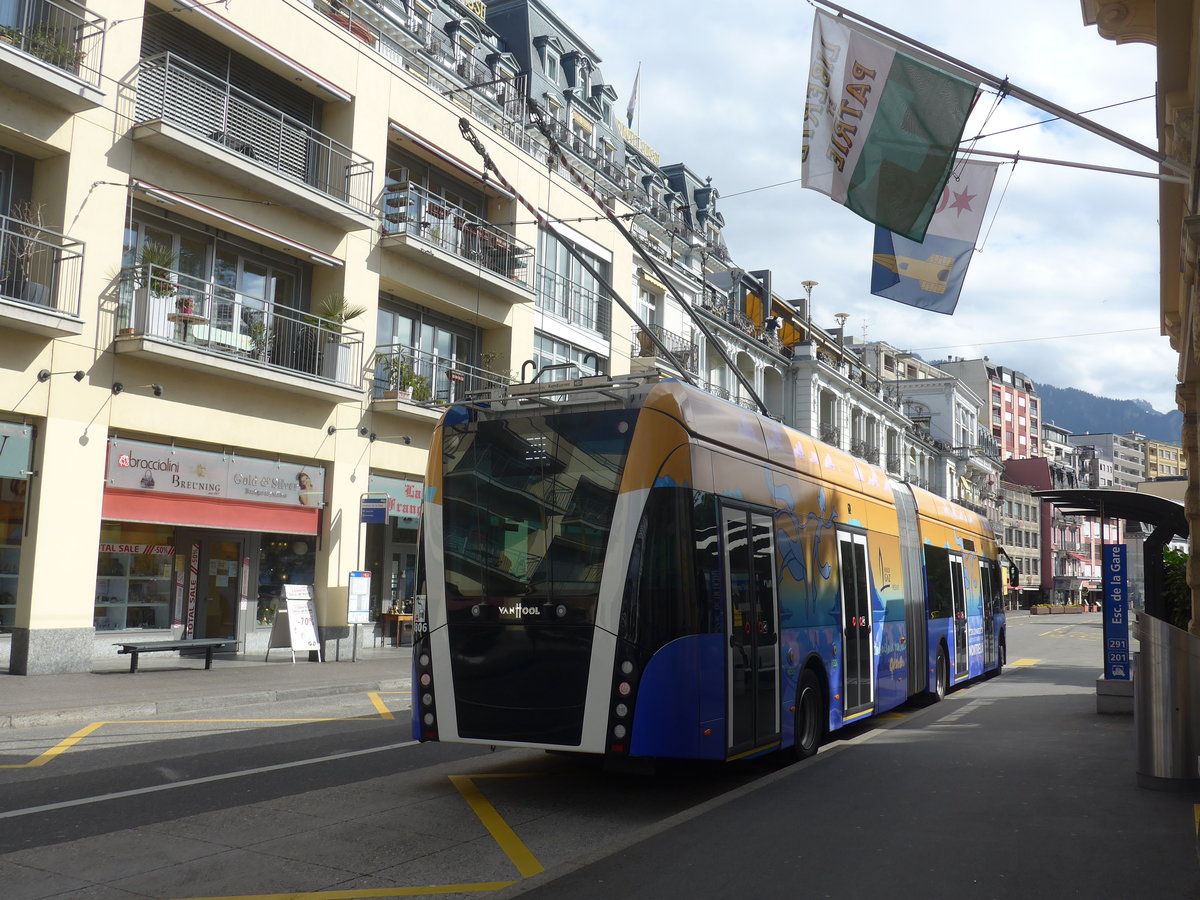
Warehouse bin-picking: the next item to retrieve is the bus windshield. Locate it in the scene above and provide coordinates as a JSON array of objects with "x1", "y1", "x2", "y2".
[{"x1": 440, "y1": 408, "x2": 638, "y2": 618}]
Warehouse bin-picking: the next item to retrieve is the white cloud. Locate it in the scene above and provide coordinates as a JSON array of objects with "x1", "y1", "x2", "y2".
[{"x1": 543, "y1": 0, "x2": 1176, "y2": 413}]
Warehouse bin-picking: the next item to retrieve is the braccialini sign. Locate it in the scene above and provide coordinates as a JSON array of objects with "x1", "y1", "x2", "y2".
[{"x1": 106, "y1": 438, "x2": 325, "y2": 508}]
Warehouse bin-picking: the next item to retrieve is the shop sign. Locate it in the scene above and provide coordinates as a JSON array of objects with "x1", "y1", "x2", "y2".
[
  {"x1": 107, "y1": 438, "x2": 325, "y2": 508},
  {"x1": 0, "y1": 422, "x2": 33, "y2": 481},
  {"x1": 367, "y1": 474, "x2": 423, "y2": 523},
  {"x1": 99, "y1": 543, "x2": 175, "y2": 555}
]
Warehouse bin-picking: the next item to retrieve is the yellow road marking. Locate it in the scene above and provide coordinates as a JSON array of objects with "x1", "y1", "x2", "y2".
[
  {"x1": 169, "y1": 881, "x2": 516, "y2": 899},
  {"x1": 1009, "y1": 658, "x2": 1039, "y2": 667},
  {"x1": 0, "y1": 722, "x2": 106, "y2": 769},
  {"x1": 450, "y1": 774, "x2": 545, "y2": 878},
  {"x1": 368, "y1": 690, "x2": 408, "y2": 720},
  {"x1": 1194, "y1": 804, "x2": 1199, "y2": 837}
]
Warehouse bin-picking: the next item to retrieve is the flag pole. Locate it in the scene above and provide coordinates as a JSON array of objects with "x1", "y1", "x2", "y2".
[
  {"x1": 961, "y1": 148, "x2": 1190, "y2": 183},
  {"x1": 812, "y1": 0, "x2": 1187, "y2": 177}
]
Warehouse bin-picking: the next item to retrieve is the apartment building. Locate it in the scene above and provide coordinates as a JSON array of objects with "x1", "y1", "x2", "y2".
[
  {"x1": 936, "y1": 358, "x2": 1041, "y2": 459},
  {"x1": 0, "y1": 0, "x2": 644, "y2": 674},
  {"x1": 998, "y1": 480, "x2": 1041, "y2": 604},
  {"x1": 1067, "y1": 431, "x2": 1145, "y2": 491},
  {"x1": 1143, "y1": 436, "x2": 1186, "y2": 480}
]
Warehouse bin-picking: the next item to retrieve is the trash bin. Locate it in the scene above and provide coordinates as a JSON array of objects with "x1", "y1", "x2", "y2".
[{"x1": 1134, "y1": 612, "x2": 1200, "y2": 790}]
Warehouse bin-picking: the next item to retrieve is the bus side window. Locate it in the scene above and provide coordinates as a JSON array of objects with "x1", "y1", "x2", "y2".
[{"x1": 924, "y1": 546, "x2": 953, "y2": 619}]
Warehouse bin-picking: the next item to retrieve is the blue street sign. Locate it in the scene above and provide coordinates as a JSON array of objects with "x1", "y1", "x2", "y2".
[
  {"x1": 1103, "y1": 544, "x2": 1130, "y2": 680},
  {"x1": 360, "y1": 496, "x2": 388, "y2": 524}
]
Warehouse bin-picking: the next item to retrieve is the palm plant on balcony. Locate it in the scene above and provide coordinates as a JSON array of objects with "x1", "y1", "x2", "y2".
[
  {"x1": 315, "y1": 293, "x2": 366, "y2": 383},
  {"x1": 129, "y1": 242, "x2": 178, "y2": 335}
]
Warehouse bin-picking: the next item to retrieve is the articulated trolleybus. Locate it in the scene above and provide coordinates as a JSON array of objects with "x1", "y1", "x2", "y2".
[{"x1": 413, "y1": 374, "x2": 1006, "y2": 763}]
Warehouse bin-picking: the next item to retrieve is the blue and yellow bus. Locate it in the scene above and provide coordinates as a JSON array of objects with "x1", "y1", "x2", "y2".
[{"x1": 413, "y1": 376, "x2": 1006, "y2": 763}]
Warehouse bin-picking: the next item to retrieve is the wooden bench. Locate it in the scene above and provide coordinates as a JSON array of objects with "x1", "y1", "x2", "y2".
[{"x1": 114, "y1": 638, "x2": 237, "y2": 673}]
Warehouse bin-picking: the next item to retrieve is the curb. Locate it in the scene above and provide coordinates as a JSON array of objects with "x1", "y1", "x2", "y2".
[{"x1": 1, "y1": 677, "x2": 412, "y2": 730}]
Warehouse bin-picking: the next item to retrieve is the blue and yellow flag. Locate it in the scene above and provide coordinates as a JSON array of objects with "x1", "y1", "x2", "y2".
[{"x1": 870, "y1": 159, "x2": 998, "y2": 315}]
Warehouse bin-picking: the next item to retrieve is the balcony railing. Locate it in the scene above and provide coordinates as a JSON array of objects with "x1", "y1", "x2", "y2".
[
  {"x1": 632, "y1": 323, "x2": 697, "y2": 373},
  {"x1": 132, "y1": 53, "x2": 374, "y2": 213},
  {"x1": 0, "y1": 212, "x2": 84, "y2": 316},
  {"x1": 380, "y1": 181, "x2": 532, "y2": 286},
  {"x1": 535, "y1": 264, "x2": 609, "y2": 336},
  {"x1": 819, "y1": 423, "x2": 842, "y2": 446},
  {"x1": 119, "y1": 264, "x2": 364, "y2": 387},
  {"x1": 1, "y1": 0, "x2": 105, "y2": 86},
  {"x1": 850, "y1": 440, "x2": 880, "y2": 465},
  {"x1": 371, "y1": 343, "x2": 512, "y2": 403}
]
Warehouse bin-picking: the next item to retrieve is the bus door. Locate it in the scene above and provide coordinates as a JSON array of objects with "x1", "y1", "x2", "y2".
[
  {"x1": 950, "y1": 555, "x2": 968, "y2": 678},
  {"x1": 981, "y1": 559, "x2": 999, "y2": 670},
  {"x1": 722, "y1": 506, "x2": 780, "y2": 755},
  {"x1": 837, "y1": 531, "x2": 874, "y2": 715}
]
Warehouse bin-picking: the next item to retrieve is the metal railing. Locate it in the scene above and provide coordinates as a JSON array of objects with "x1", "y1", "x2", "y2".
[
  {"x1": 535, "y1": 264, "x2": 609, "y2": 336},
  {"x1": 0, "y1": 212, "x2": 84, "y2": 316},
  {"x1": 131, "y1": 53, "x2": 374, "y2": 213},
  {"x1": 371, "y1": 343, "x2": 512, "y2": 403},
  {"x1": 119, "y1": 264, "x2": 365, "y2": 387},
  {"x1": 380, "y1": 181, "x2": 532, "y2": 286},
  {"x1": 0, "y1": 0, "x2": 105, "y2": 86},
  {"x1": 631, "y1": 323, "x2": 697, "y2": 372}
]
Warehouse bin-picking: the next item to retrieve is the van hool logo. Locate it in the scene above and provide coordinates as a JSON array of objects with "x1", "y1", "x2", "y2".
[
  {"x1": 117, "y1": 452, "x2": 179, "y2": 473},
  {"x1": 499, "y1": 604, "x2": 542, "y2": 617}
]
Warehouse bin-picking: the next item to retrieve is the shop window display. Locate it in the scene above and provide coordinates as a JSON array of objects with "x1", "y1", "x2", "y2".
[
  {"x1": 0, "y1": 477, "x2": 28, "y2": 633},
  {"x1": 95, "y1": 522, "x2": 174, "y2": 631},
  {"x1": 256, "y1": 535, "x2": 315, "y2": 626}
]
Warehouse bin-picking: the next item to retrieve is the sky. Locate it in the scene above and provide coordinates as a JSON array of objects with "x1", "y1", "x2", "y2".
[{"x1": 542, "y1": 0, "x2": 1177, "y2": 415}]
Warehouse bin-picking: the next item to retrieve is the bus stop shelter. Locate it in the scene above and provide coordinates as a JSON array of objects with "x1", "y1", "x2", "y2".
[{"x1": 1034, "y1": 488, "x2": 1195, "y2": 789}]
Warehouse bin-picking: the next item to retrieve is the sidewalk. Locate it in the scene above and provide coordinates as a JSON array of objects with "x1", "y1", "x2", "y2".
[{"x1": 0, "y1": 644, "x2": 412, "y2": 729}]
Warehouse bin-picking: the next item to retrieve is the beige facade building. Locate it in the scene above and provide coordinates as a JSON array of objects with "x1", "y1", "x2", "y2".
[{"x1": 0, "y1": 0, "x2": 636, "y2": 673}]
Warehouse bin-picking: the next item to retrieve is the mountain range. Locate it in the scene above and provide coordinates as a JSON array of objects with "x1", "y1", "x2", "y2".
[{"x1": 1035, "y1": 384, "x2": 1184, "y2": 444}]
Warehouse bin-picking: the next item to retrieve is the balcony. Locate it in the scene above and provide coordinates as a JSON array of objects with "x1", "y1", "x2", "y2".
[
  {"x1": 128, "y1": 53, "x2": 374, "y2": 229},
  {"x1": 0, "y1": 211, "x2": 84, "y2": 337},
  {"x1": 0, "y1": 0, "x2": 105, "y2": 111},
  {"x1": 535, "y1": 265, "x2": 609, "y2": 336},
  {"x1": 631, "y1": 323, "x2": 697, "y2": 374},
  {"x1": 380, "y1": 181, "x2": 533, "y2": 303},
  {"x1": 114, "y1": 264, "x2": 364, "y2": 400},
  {"x1": 370, "y1": 344, "x2": 511, "y2": 416}
]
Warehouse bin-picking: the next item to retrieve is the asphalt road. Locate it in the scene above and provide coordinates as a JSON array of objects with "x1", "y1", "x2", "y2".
[{"x1": 0, "y1": 613, "x2": 1195, "y2": 899}]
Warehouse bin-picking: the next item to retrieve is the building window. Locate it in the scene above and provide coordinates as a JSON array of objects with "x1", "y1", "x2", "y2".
[{"x1": 534, "y1": 331, "x2": 605, "y2": 380}]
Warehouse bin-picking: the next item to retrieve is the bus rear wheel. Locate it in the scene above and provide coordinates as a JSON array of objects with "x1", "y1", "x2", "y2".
[
  {"x1": 928, "y1": 647, "x2": 949, "y2": 702},
  {"x1": 790, "y1": 669, "x2": 825, "y2": 761}
]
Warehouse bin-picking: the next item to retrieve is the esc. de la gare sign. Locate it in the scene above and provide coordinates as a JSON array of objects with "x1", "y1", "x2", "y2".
[{"x1": 105, "y1": 437, "x2": 324, "y2": 508}]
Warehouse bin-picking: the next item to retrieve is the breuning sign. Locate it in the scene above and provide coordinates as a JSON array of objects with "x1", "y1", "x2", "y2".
[{"x1": 106, "y1": 438, "x2": 325, "y2": 508}]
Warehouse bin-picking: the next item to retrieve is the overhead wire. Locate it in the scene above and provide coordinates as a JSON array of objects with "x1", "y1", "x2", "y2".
[{"x1": 908, "y1": 326, "x2": 1159, "y2": 355}]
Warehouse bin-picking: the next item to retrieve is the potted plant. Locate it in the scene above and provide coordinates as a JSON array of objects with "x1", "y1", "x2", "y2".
[
  {"x1": 248, "y1": 320, "x2": 272, "y2": 362},
  {"x1": 26, "y1": 23, "x2": 84, "y2": 70},
  {"x1": 316, "y1": 294, "x2": 366, "y2": 382},
  {"x1": 375, "y1": 351, "x2": 430, "y2": 401},
  {"x1": 131, "y1": 242, "x2": 177, "y2": 335}
]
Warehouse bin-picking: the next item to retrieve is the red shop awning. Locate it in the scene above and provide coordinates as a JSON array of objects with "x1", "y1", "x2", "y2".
[{"x1": 102, "y1": 489, "x2": 320, "y2": 535}]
